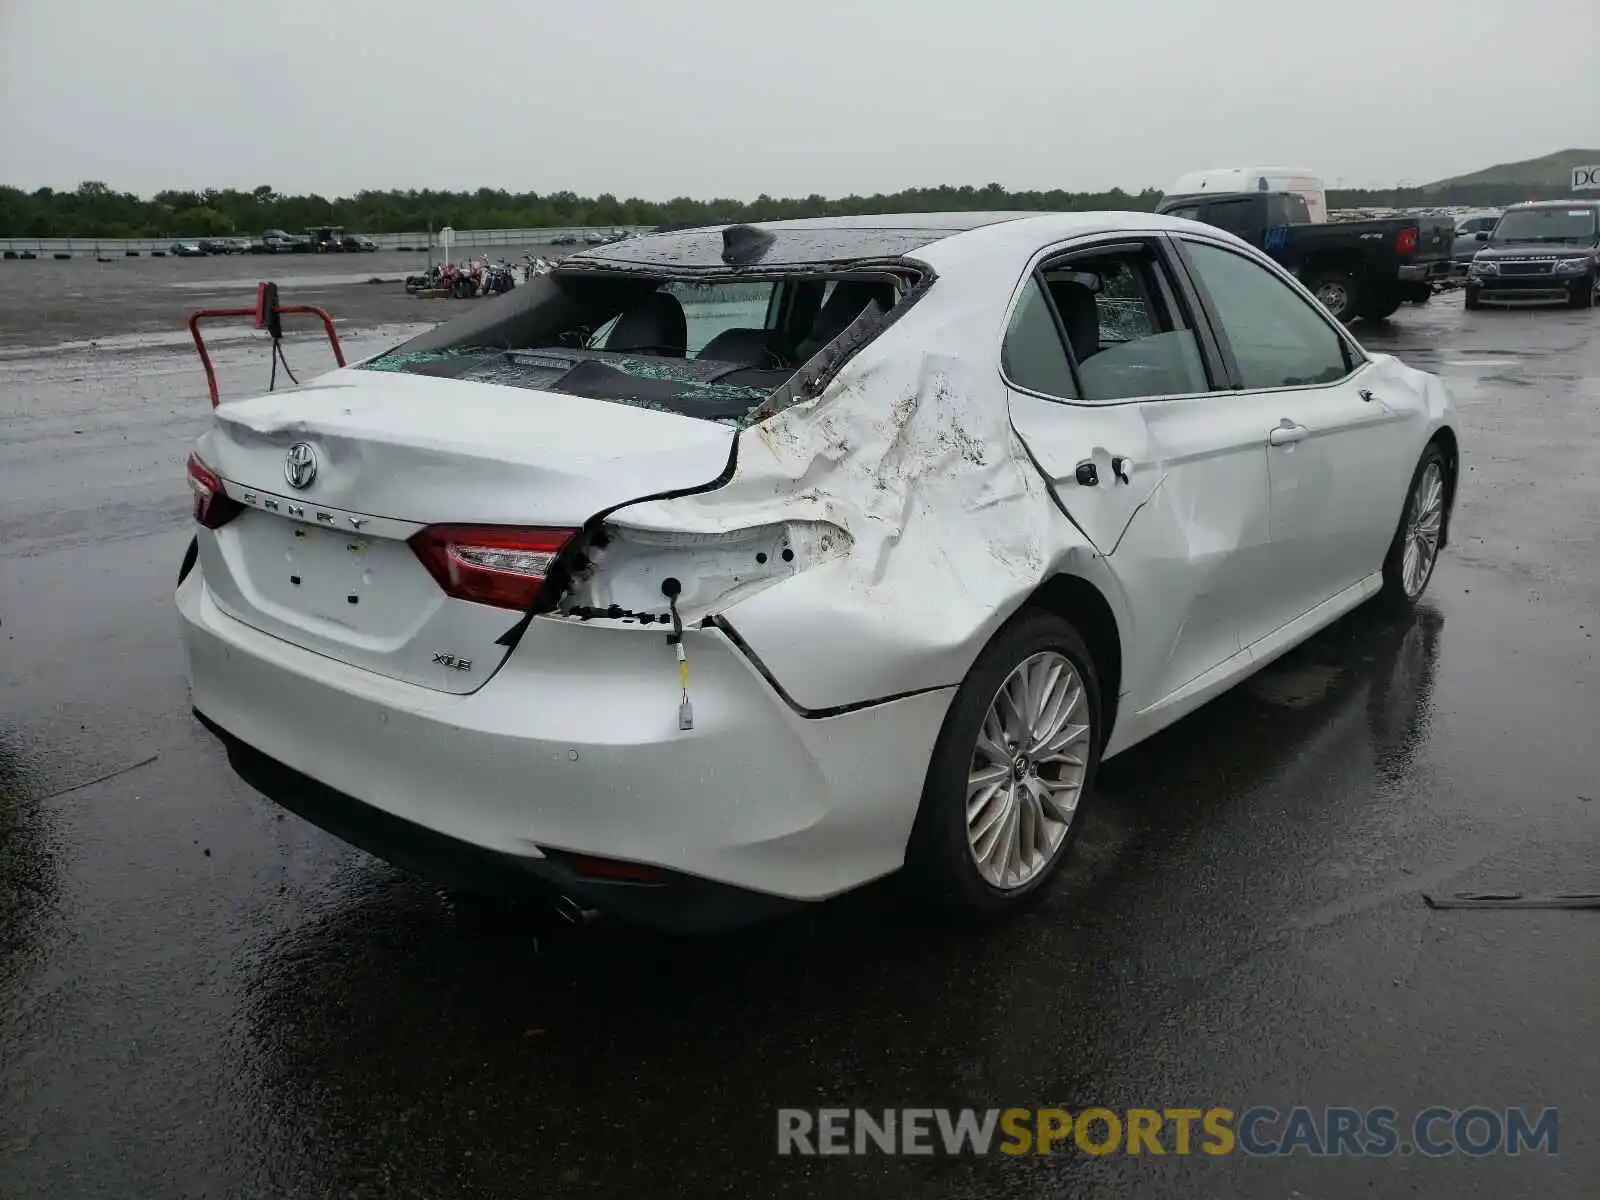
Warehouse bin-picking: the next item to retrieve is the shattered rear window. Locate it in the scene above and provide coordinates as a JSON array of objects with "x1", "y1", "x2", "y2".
[
  {"x1": 359, "y1": 266, "x2": 910, "y2": 427},
  {"x1": 361, "y1": 343, "x2": 783, "y2": 425}
]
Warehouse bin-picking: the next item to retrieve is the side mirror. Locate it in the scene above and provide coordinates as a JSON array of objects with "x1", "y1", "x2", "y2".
[{"x1": 1475, "y1": 231, "x2": 1490, "y2": 242}]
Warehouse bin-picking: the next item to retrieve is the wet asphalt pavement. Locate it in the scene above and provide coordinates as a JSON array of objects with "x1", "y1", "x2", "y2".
[
  {"x1": 1, "y1": 274, "x2": 1597, "y2": 1198},
  {"x1": 0, "y1": 246, "x2": 567, "y2": 351}
]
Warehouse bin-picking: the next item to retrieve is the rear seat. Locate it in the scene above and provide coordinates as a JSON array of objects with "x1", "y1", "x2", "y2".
[{"x1": 697, "y1": 327, "x2": 777, "y2": 366}]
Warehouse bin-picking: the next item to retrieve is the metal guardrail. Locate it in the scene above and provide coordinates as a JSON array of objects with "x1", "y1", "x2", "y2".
[{"x1": 0, "y1": 227, "x2": 652, "y2": 256}]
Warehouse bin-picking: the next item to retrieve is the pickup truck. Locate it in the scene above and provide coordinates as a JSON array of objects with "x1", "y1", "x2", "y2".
[{"x1": 1154, "y1": 190, "x2": 1456, "y2": 322}]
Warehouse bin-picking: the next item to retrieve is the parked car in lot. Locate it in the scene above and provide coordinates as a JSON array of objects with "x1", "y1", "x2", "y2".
[
  {"x1": 254, "y1": 229, "x2": 309, "y2": 253},
  {"x1": 193, "y1": 237, "x2": 252, "y2": 255},
  {"x1": 1157, "y1": 176, "x2": 1456, "y2": 322},
  {"x1": 1448, "y1": 212, "x2": 1502, "y2": 277},
  {"x1": 170, "y1": 240, "x2": 206, "y2": 257},
  {"x1": 305, "y1": 226, "x2": 348, "y2": 253},
  {"x1": 339, "y1": 233, "x2": 379, "y2": 252},
  {"x1": 177, "y1": 212, "x2": 1460, "y2": 931},
  {"x1": 1465, "y1": 200, "x2": 1600, "y2": 310}
]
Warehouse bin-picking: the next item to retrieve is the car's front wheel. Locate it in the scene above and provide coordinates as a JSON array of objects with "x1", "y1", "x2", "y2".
[
  {"x1": 1380, "y1": 444, "x2": 1448, "y2": 608},
  {"x1": 906, "y1": 610, "x2": 1102, "y2": 918}
]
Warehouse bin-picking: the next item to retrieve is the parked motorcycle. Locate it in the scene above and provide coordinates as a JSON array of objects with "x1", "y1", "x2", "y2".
[
  {"x1": 404, "y1": 265, "x2": 443, "y2": 293},
  {"x1": 405, "y1": 259, "x2": 515, "y2": 298},
  {"x1": 484, "y1": 261, "x2": 517, "y2": 294}
]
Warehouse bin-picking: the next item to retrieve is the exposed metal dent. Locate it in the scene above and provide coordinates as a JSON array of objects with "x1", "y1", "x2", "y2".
[
  {"x1": 494, "y1": 435, "x2": 743, "y2": 652},
  {"x1": 603, "y1": 297, "x2": 1096, "y2": 712},
  {"x1": 1107, "y1": 471, "x2": 1171, "y2": 557},
  {"x1": 1009, "y1": 418, "x2": 1096, "y2": 548},
  {"x1": 711, "y1": 617, "x2": 956, "y2": 720},
  {"x1": 559, "y1": 520, "x2": 853, "y2": 628}
]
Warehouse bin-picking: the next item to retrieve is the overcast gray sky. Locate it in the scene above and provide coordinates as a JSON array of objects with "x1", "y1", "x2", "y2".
[{"x1": 2, "y1": 0, "x2": 1595, "y2": 198}]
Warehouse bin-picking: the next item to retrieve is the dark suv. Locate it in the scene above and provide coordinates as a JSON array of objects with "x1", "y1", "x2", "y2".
[{"x1": 1465, "y1": 201, "x2": 1600, "y2": 310}]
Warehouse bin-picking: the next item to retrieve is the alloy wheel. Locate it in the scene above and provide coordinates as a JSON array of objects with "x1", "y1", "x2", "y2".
[
  {"x1": 965, "y1": 651, "x2": 1091, "y2": 890},
  {"x1": 1402, "y1": 460, "x2": 1445, "y2": 597}
]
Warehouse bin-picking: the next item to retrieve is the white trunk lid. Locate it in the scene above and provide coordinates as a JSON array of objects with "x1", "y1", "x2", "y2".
[{"x1": 195, "y1": 369, "x2": 734, "y2": 693}]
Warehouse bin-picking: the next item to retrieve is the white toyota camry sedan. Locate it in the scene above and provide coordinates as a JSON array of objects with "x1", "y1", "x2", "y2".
[{"x1": 178, "y1": 212, "x2": 1460, "y2": 930}]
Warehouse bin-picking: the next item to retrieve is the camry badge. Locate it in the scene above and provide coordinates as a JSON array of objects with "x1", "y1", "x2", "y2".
[{"x1": 284, "y1": 442, "x2": 318, "y2": 490}]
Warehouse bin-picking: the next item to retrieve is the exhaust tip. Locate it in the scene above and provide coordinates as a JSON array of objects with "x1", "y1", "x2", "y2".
[{"x1": 552, "y1": 895, "x2": 600, "y2": 925}]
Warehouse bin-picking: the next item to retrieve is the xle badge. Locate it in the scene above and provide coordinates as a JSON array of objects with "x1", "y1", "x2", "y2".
[{"x1": 432, "y1": 653, "x2": 472, "y2": 673}]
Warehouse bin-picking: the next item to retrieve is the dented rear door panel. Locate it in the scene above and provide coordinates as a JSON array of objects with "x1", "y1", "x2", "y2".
[{"x1": 1008, "y1": 388, "x2": 1280, "y2": 707}]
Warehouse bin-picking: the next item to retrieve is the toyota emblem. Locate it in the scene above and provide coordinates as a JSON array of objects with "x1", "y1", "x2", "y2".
[{"x1": 284, "y1": 442, "x2": 318, "y2": 490}]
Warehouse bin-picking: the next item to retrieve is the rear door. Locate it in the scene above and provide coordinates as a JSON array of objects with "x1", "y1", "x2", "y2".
[
  {"x1": 1172, "y1": 234, "x2": 1421, "y2": 626},
  {"x1": 1003, "y1": 234, "x2": 1284, "y2": 707}
]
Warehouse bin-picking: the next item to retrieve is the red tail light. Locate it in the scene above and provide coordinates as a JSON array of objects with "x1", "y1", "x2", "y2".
[
  {"x1": 1395, "y1": 228, "x2": 1418, "y2": 256},
  {"x1": 409, "y1": 525, "x2": 576, "y2": 610},
  {"x1": 565, "y1": 854, "x2": 669, "y2": 884},
  {"x1": 186, "y1": 454, "x2": 243, "y2": 529}
]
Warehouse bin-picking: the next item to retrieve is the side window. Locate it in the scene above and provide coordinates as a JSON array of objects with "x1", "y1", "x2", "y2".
[
  {"x1": 1001, "y1": 277, "x2": 1078, "y2": 399},
  {"x1": 1205, "y1": 199, "x2": 1256, "y2": 235},
  {"x1": 1181, "y1": 240, "x2": 1353, "y2": 389},
  {"x1": 1094, "y1": 259, "x2": 1157, "y2": 341},
  {"x1": 662, "y1": 280, "x2": 778, "y2": 355},
  {"x1": 1166, "y1": 204, "x2": 1201, "y2": 222},
  {"x1": 1266, "y1": 194, "x2": 1308, "y2": 226},
  {"x1": 1039, "y1": 246, "x2": 1210, "y2": 403}
]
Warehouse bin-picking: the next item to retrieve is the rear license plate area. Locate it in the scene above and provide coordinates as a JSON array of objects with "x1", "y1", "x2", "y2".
[{"x1": 235, "y1": 513, "x2": 419, "y2": 631}]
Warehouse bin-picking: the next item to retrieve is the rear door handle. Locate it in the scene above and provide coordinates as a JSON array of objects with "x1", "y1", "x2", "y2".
[
  {"x1": 1268, "y1": 423, "x2": 1308, "y2": 446},
  {"x1": 1074, "y1": 456, "x2": 1133, "y2": 486}
]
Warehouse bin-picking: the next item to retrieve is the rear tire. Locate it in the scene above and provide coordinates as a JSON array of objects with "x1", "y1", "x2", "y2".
[
  {"x1": 905, "y1": 610, "x2": 1102, "y2": 919},
  {"x1": 1307, "y1": 270, "x2": 1360, "y2": 322},
  {"x1": 1379, "y1": 444, "x2": 1448, "y2": 609}
]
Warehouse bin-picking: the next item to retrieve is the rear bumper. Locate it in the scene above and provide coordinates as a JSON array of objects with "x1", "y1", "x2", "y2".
[
  {"x1": 179, "y1": 570, "x2": 951, "y2": 914},
  {"x1": 1395, "y1": 262, "x2": 1452, "y2": 282},
  {"x1": 196, "y1": 711, "x2": 799, "y2": 931}
]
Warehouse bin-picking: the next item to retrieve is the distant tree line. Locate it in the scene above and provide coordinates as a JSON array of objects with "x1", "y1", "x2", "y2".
[{"x1": 0, "y1": 178, "x2": 1581, "y2": 238}]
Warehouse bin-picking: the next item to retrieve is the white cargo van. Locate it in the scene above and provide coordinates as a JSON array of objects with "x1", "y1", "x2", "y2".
[{"x1": 1165, "y1": 167, "x2": 1328, "y2": 224}]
